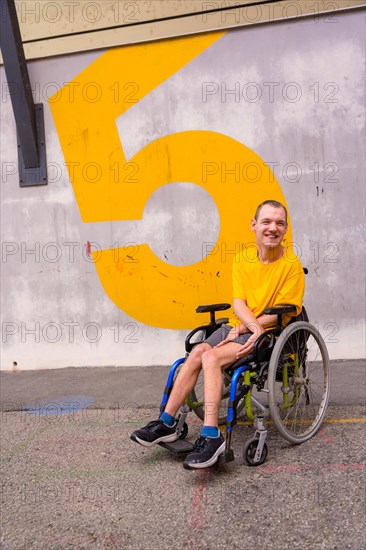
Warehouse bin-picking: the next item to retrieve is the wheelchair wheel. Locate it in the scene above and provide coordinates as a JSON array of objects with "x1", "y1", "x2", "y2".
[
  {"x1": 189, "y1": 370, "x2": 246, "y2": 425},
  {"x1": 268, "y1": 321, "x2": 330, "y2": 444},
  {"x1": 243, "y1": 438, "x2": 268, "y2": 466}
]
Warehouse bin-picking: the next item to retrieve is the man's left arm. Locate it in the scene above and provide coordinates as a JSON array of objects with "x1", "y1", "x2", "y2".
[
  {"x1": 272, "y1": 264, "x2": 305, "y2": 317},
  {"x1": 217, "y1": 262, "x2": 305, "y2": 359},
  {"x1": 215, "y1": 299, "x2": 273, "y2": 358}
]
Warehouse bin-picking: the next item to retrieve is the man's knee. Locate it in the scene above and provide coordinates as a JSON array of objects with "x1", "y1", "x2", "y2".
[
  {"x1": 185, "y1": 343, "x2": 211, "y2": 371},
  {"x1": 190, "y1": 342, "x2": 211, "y2": 360},
  {"x1": 201, "y1": 349, "x2": 219, "y2": 370}
]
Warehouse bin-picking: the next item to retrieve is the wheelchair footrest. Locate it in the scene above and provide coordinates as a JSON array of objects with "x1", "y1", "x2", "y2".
[
  {"x1": 159, "y1": 439, "x2": 195, "y2": 454},
  {"x1": 218, "y1": 449, "x2": 235, "y2": 464}
]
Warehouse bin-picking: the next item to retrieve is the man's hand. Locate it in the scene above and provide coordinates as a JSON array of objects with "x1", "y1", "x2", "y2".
[
  {"x1": 215, "y1": 326, "x2": 247, "y2": 348},
  {"x1": 234, "y1": 325, "x2": 265, "y2": 359}
]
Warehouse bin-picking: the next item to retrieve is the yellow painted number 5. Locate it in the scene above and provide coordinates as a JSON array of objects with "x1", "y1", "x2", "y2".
[{"x1": 50, "y1": 33, "x2": 290, "y2": 329}]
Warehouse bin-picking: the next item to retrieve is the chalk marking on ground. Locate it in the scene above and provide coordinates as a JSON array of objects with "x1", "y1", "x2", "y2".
[
  {"x1": 257, "y1": 462, "x2": 366, "y2": 474},
  {"x1": 236, "y1": 417, "x2": 366, "y2": 427},
  {"x1": 185, "y1": 469, "x2": 210, "y2": 550}
]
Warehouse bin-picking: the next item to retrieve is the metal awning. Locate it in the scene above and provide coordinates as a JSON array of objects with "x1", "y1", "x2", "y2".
[{"x1": 0, "y1": 0, "x2": 47, "y2": 186}]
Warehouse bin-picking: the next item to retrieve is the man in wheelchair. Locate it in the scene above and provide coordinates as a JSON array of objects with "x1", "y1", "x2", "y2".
[{"x1": 131, "y1": 200, "x2": 305, "y2": 469}]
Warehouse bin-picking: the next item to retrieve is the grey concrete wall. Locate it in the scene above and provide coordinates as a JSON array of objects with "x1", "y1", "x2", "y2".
[{"x1": 1, "y1": 10, "x2": 365, "y2": 369}]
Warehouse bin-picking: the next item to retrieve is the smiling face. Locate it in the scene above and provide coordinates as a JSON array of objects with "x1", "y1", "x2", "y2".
[{"x1": 251, "y1": 204, "x2": 288, "y2": 252}]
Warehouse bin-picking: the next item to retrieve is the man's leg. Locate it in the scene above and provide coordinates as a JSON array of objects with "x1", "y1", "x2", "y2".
[
  {"x1": 163, "y1": 342, "x2": 211, "y2": 417},
  {"x1": 201, "y1": 343, "x2": 243, "y2": 427},
  {"x1": 130, "y1": 342, "x2": 211, "y2": 447},
  {"x1": 183, "y1": 342, "x2": 244, "y2": 470},
  {"x1": 164, "y1": 324, "x2": 233, "y2": 419}
]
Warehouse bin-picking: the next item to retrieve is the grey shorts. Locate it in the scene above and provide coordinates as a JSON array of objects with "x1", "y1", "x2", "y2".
[{"x1": 204, "y1": 325, "x2": 252, "y2": 348}]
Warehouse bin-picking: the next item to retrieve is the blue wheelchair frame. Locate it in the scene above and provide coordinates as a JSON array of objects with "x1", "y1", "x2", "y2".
[{"x1": 158, "y1": 302, "x2": 300, "y2": 465}]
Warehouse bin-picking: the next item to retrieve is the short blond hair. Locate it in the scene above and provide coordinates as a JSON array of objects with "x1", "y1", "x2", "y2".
[{"x1": 254, "y1": 200, "x2": 287, "y2": 223}]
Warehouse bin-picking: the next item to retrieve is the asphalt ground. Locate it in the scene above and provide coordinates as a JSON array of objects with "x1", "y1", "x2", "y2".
[{"x1": 1, "y1": 360, "x2": 365, "y2": 550}]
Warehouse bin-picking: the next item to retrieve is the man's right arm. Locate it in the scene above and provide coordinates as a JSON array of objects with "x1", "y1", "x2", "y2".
[
  {"x1": 215, "y1": 299, "x2": 267, "y2": 356},
  {"x1": 233, "y1": 298, "x2": 277, "y2": 333},
  {"x1": 216, "y1": 298, "x2": 268, "y2": 350}
]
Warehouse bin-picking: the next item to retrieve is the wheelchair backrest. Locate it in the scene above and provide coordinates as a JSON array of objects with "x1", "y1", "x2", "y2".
[
  {"x1": 288, "y1": 306, "x2": 309, "y2": 325},
  {"x1": 282, "y1": 306, "x2": 310, "y2": 357}
]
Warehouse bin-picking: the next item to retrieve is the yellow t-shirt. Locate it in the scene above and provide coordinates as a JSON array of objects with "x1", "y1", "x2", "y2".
[{"x1": 228, "y1": 247, "x2": 305, "y2": 329}]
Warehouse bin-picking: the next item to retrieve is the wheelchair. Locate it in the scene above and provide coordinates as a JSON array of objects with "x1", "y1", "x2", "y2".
[{"x1": 158, "y1": 292, "x2": 330, "y2": 466}]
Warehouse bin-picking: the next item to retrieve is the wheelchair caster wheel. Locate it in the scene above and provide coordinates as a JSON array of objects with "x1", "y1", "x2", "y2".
[
  {"x1": 178, "y1": 422, "x2": 188, "y2": 440},
  {"x1": 243, "y1": 438, "x2": 268, "y2": 466}
]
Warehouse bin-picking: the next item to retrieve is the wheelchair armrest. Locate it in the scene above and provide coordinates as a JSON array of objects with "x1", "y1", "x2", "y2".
[
  {"x1": 196, "y1": 303, "x2": 231, "y2": 329},
  {"x1": 226, "y1": 332, "x2": 275, "y2": 372},
  {"x1": 263, "y1": 305, "x2": 297, "y2": 331},
  {"x1": 185, "y1": 318, "x2": 229, "y2": 353},
  {"x1": 262, "y1": 305, "x2": 297, "y2": 315},
  {"x1": 253, "y1": 332, "x2": 275, "y2": 362},
  {"x1": 196, "y1": 303, "x2": 231, "y2": 313},
  {"x1": 185, "y1": 325, "x2": 209, "y2": 352}
]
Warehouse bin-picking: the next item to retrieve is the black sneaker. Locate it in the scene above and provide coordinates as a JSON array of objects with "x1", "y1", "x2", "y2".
[
  {"x1": 183, "y1": 434, "x2": 225, "y2": 470},
  {"x1": 130, "y1": 419, "x2": 179, "y2": 447}
]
